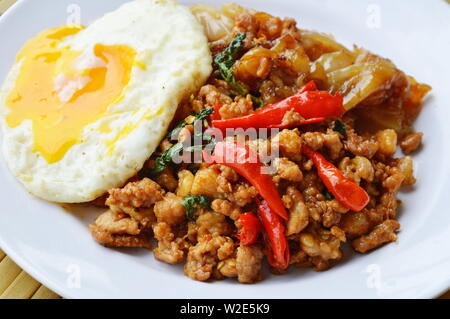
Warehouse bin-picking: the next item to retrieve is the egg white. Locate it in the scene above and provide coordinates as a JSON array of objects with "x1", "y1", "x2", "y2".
[{"x1": 0, "y1": 0, "x2": 212, "y2": 203}]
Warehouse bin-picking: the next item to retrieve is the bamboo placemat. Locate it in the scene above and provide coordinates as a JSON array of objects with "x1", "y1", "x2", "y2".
[
  {"x1": 0, "y1": 0, "x2": 449, "y2": 300},
  {"x1": 0, "y1": 248, "x2": 60, "y2": 299}
]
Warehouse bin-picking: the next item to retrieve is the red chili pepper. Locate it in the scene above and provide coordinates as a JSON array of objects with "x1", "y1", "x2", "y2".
[
  {"x1": 268, "y1": 117, "x2": 326, "y2": 129},
  {"x1": 209, "y1": 104, "x2": 223, "y2": 122},
  {"x1": 257, "y1": 199, "x2": 290, "y2": 270},
  {"x1": 239, "y1": 212, "x2": 262, "y2": 246},
  {"x1": 210, "y1": 140, "x2": 288, "y2": 220},
  {"x1": 302, "y1": 145, "x2": 370, "y2": 212},
  {"x1": 298, "y1": 79, "x2": 318, "y2": 93},
  {"x1": 211, "y1": 81, "x2": 344, "y2": 132}
]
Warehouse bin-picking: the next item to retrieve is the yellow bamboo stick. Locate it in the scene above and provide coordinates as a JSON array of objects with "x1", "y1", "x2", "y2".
[
  {"x1": 0, "y1": 256, "x2": 21, "y2": 295},
  {"x1": 0, "y1": 271, "x2": 40, "y2": 299},
  {"x1": 31, "y1": 285, "x2": 60, "y2": 299},
  {"x1": 0, "y1": 0, "x2": 17, "y2": 15},
  {"x1": 0, "y1": 249, "x2": 5, "y2": 261}
]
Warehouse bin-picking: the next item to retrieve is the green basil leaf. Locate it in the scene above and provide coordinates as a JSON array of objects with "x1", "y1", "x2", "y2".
[
  {"x1": 333, "y1": 120, "x2": 346, "y2": 136},
  {"x1": 182, "y1": 195, "x2": 212, "y2": 221},
  {"x1": 214, "y1": 33, "x2": 263, "y2": 108},
  {"x1": 166, "y1": 107, "x2": 214, "y2": 139},
  {"x1": 323, "y1": 189, "x2": 335, "y2": 201}
]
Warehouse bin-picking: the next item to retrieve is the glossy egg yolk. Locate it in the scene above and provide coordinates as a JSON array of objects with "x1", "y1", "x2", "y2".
[{"x1": 5, "y1": 25, "x2": 137, "y2": 163}]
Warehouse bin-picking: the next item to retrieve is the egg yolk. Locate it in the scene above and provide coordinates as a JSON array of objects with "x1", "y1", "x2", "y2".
[{"x1": 5, "y1": 25, "x2": 137, "y2": 163}]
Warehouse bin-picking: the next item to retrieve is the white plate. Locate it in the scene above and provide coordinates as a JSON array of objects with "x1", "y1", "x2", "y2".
[{"x1": 0, "y1": 0, "x2": 449, "y2": 299}]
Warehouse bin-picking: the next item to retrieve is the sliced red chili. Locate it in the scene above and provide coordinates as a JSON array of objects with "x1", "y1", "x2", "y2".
[
  {"x1": 302, "y1": 145, "x2": 370, "y2": 212},
  {"x1": 257, "y1": 199, "x2": 290, "y2": 270},
  {"x1": 268, "y1": 117, "x2": 326, "y2": 129},
  {"x1": 209, "y1": 104, "x2": 223, "y2": 122},
  {"x1": 211, "y1": 81, "x2": 344, "y2": 132},
  {"x1": 239, "y1": 212, "x2": 262, "y2": 246},
  {"x1": 209, "y1": 140, "x2": 288, "y2": 220}
]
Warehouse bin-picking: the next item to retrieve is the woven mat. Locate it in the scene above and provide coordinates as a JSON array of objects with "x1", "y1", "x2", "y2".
[
  {"x1": 0, "y1": 249, "x2": 60, "y2": 299},
  {"x1": 0, "y1": 0, "x2": 449, "y2": 300}
]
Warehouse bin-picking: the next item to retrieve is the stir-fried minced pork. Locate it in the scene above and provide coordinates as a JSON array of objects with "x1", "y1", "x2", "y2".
[
  {"x1": 88, "y1": 4, "x2": 430, "y2": 284},
  {"x1": 89, "y1": 210, "x2": 152, "y2": 249},
  {"x1": 352, "y1": 220, "x2": 400, "y2": 253},
  {"x1": 236, "y1": 245, "x2": 264, "y2": 283},
  {"x1": 184, "y1": 235, "x2": 235, "y2": 281}
]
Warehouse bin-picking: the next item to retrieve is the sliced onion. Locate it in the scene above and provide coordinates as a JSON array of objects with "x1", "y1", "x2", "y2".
[
  {"x1": 191, "y1": 5, "x2": 235, "y2": 42},
  {"x1": 327, "y1": 60, "x2": 398, "y2": 110},
  {"x1": 314, "y1": 51, "x2": 355, "y2": 73},
  {"x1": 191, "y1": 4, "x2": 249, "y2": 42},
  {"x1": 299, "y1": 30, "x2": 351, "y2": 61}
]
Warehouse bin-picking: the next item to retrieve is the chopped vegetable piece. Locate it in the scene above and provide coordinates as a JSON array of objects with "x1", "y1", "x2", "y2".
[
  {"x1": 257, "y1": 199, "x2": 290, "y2": 270},
  {"x1": 167, "y1": 107, "x2": 214, "y2": 139},
  {"x1": 323, "y1": 189, "x2": 335, "y2": 201},
  {"x1": 147, "y1": 108, "x2": 216, "y2": 176},
  {"x1": 212, "y1": 80, "x2": 344, "y2": 132},
  {"x1": 208, "y1": 140, "x2": 288, "y2": 220},
  {"x1": 239, "y1": 212, "x2": 262, "y2": 246},
  {"x1": 182, "y1": 195, "x2": 212, "y2": 221},
  {"x1": 214, "y1": 33, "x2": 247, "y2": 94},
  {"x1": 214, "y1": 33, "x2": 262, "y2": 107},
  {"x1": 209, "y1": 104, "x2": 223, "y2": 122},
  {"x1": 268, "y1": 117, "x2": 326, "y2": 129},
  {"x1": 148, "y1": 142, "x2": 184, "y2": 176},
  {"x1": 302, "y1": 145, "x2": 369, "y2": 212},
  {"x1": 333, "y1": 119, "x2": 346, "y2": 136}
]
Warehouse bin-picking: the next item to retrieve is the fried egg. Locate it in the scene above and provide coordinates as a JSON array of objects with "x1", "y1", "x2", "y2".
[{"x1": 0, "y1": 0, "x2": 212, "y2": 203}]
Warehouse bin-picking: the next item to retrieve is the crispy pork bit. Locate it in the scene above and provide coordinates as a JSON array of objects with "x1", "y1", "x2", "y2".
[{"x1": 352, "y1": 220, "x2": 400, "y2": 253}]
